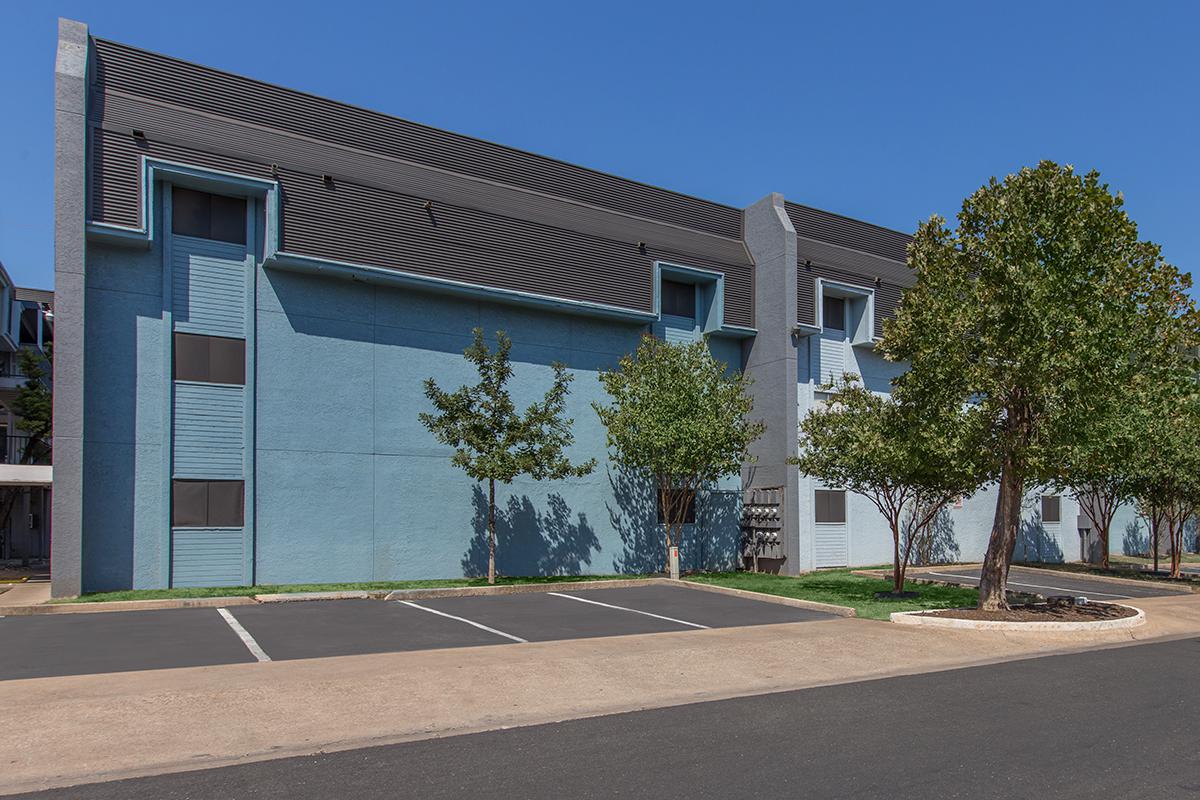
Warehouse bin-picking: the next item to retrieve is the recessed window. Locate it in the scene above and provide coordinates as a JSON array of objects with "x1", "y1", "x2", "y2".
[
  {"x1": 172, "y1": 480, "x2": 244, "y2": 528},
  {"x1": 657, "y1": 489, "x2": 696, "y2": 524},
  {"x1": 661, "y1": 280, "x2": 696, "y2": 319},
  {"x1": 815, "y1": 489, "x2": 846, "y2": 523},
  {"x1": 822, "y1": 296, "x2": 845, "y2": 332},
  {"x1": 172, "y1": 187, "x2": 247, "y2": 245},
  {"x1": 174, "y1": 332, "x2": 245, "y2": 385},
  {"x1": 1041, "y1": 495, "x2": 1061, "y2": 524}
]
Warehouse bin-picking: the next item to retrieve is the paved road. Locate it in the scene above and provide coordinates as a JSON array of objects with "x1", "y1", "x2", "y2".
[
  {"x1": 0, "y1": 584, "x2": 832, "y2": 680},
  {"x1": 910, "y1": 564, "x2": 1192, "y2": 599},
  {"x1": 15, "y1": 637, "x2": 1199, "y2": 799}
]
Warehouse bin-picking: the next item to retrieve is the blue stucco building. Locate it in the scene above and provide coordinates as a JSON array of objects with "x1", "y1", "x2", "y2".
[{"x1": 52, "y1": 20, "x2": 1097, "y2": 597}]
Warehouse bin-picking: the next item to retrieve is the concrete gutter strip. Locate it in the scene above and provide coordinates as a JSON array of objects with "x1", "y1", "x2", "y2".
[
  {"x1": 383, "y1": 578, "x2": 669, "y2": 602},
  {"x1": 0, "y1": 576, "x2": 860, "y2": 617},
  {"x1": 679, "y1": 580, "x2": 856, "y2": 617},
  {"x1": 0, "y1": 595, "x2": 259, "y2": 616},
  {"x1": 890, "y1": 603, "x2": 1147, "y2": 632}
]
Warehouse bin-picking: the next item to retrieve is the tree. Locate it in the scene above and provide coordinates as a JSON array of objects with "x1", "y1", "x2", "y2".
[
  {"x1": 0, "y1": 347, "x2": 53, "y2": 558},
  {"x1": 420, "y1": 329, "x2": 595, "y2": 584},
  {"x1": 1056, "y1": 382, "x2": 1153, "y2": 569},
  {"x1": 594, "y1": 336, "x2": 764, "y2": 573},
  {"x1": 791, "y1": 375, "x2": 984, "y2": 594},
  {"x1": 883, "y1": 162, "x2": 1197, "y2": 610},
  {"x1": 1130, "y1": 374, "x2": 1200, "y2": 577}
]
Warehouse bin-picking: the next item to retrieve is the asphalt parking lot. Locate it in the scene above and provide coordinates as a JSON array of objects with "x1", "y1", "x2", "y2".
[
  {"x1": 0, "y1": 584, "x2": 833, "y2": 681},
  {"x1": 908, "y1": 564, "x2": 1192, "y2": 599}
]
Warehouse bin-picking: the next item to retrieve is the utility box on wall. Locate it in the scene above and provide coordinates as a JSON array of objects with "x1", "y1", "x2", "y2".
[{"x1": 741, "y1": 487, "x2": 785, "y2": 571}]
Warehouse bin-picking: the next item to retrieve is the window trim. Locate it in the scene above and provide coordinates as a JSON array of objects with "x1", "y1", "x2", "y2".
[
  {"x1": 814, "y1": 488, "x2": 847, "y2": 524},
  {"x1": 1041, "y1": 494, "x2": 1062, "y2": 525}
]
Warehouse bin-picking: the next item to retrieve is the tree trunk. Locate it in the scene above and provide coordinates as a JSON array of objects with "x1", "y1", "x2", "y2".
[
  {"x1": 892, "y1": 526, "x2": 902, "y2": 594},
  {"x1": 978, "y1": 460, "x2": 1022, "y2": 611},
  {"x1": 1151, "y1": 510, "x2": 1160, "y2": 574},
  {"x1": 487, "y1": 478, "x2": 496, "y2": 585}
]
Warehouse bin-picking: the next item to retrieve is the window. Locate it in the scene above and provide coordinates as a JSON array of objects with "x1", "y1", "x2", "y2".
[
  {"x1": 814, "y1": 489, "x2": 846, "y2": 523},
  {"x1": 18, "y1": 307, "x2": 38, "y2": 346},
  {"x1": 172, "y1": 187, "x2": 247, "y2": 245},
  {"x1": 1041, "y1": 495, "x2": 1061, "y2": 524},
  {"x1": 822, "y1": 295, "x2": 845, "y2": 332},
  {"x1": 174, "y1": 333, "x2": 246, "y2": 385},
  {"x1": 656, "y1": 489, "x2": 696, "y2": 524},
  {"x1": 172, "y1": 480, "x2": 244, "y2": 527},
  {"x1": 661, "y1": 279, "x2": 696, "y2": 319}
]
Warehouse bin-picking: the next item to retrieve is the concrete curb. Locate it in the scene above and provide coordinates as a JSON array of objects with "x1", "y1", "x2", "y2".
[
  {"x1": 0, "y1": 596, "x2": 259, "y2": 616},
  {"x1": 679, "y1": 580, "x2": 857, "y2": 617},
  {"x1": 1012, "y1": 564, "x2": 1198, "y2": 592},
  {"x1": 254, "y1": 591, "x2": 382, "y2": 603},
  {"x1": 5, "y1": 575, "x2": 858, "y2": 617},
  {"x1": 890, "y1": 603, "x2": 1146, "y2": 631},
  {"x1": 383, "y1": 578, "x2": 665, "y2": 602}
]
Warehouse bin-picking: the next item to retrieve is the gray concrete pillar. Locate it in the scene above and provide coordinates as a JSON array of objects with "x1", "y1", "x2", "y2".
[
  {"x1": 51, "y1": 18, "x2": 89, "y2": 597},
  {"x1": 741, "y1": 194, "x2": 806, "y2": 574}
]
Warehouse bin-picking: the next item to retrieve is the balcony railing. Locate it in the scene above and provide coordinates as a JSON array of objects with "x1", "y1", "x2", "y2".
[{"x1": 0, "y1": 436, "x2": 51, "y2": 466}]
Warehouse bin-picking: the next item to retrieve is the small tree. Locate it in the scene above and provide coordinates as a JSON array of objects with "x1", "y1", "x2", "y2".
[
  {"x1": 792, "y1": 375, "x2": 983, "y2": 594},
  {"x1": 594, "y1": 336, "x2": 764, "y2": 573},
  {"x1": 884, "y1": 162, "x2": 1196, "y2": 610},
  {"x1": 420, "y1": 329, "x2": 595, "y2": 584},
  {"x1": 0, "y1": 347, "x2": 52, "y2": 557}
]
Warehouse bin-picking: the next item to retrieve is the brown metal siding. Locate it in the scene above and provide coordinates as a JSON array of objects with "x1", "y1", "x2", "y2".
[
  {"x1": 795, "y1": 235, "x2": 915, "y2": 331},
  {"x1": 92, "y1": 39, "x2": 742, "y2": 240},
  {"x1": 785, "y1": 202, "x2": 910, "y2": 263},
  {"x1": 87, "y1": 39, "x2": 754, "y2": 326}
]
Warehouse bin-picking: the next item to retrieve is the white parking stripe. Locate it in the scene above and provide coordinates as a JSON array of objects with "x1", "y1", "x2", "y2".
[
  {"x1": 921, "y1": 571, "x2": 1132, "y2": 599},
  {"x1": 547, "y1": 592, "x2": 710, "y2": 629},
  {"x1": 217, "y1": 608, "x2": 272, "y2": 662},
  {"x1": 397, "y1": 600, "x2": 528, "y2": 643}
]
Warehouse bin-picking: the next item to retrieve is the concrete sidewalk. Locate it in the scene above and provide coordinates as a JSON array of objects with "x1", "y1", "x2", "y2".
[
  {"x1": 3, "y1": 593, "x2": 1199, "y2": 796},
  {"x1": 0, "y1": 575, "x2": 50, "y2": 607}
]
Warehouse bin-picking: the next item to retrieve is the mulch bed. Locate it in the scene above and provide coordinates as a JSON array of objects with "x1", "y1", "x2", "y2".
[{"x1": 924, "y1": 602, "x2": 1137, "y2": 623}]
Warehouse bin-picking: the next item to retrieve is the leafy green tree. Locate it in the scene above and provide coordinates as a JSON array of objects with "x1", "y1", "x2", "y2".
[
  {"x1": 883, "y1": 161, "x2": 1196, "y2": 610},
  {"x1": 420, "y1": 329, "x2": 595, "y2": 584},
  {"x1": 594, "y1": 336, "x2": 764, "y2": 573},
  {"x1": 1129, "y1": 373, "x2": 1200, "y2": 577},
  {"x1": 792, "y1": 375, "x2": 984, "y2": 594},
  {"x1": 0, "y1": 347, "x2": 53, "y2": 557}
]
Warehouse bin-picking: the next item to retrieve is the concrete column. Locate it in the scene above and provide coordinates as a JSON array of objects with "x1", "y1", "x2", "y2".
[
  {"x1": 51, "y1": 18, "x2": 89, "y2": 597},
  {"x1": 741, "y1": 194, "x2": 806, "y2": 574}
]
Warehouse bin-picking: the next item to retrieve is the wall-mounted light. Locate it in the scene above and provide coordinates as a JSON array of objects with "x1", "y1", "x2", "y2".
[
  {"x1": 322, "y1": 174, "x2": 334, "y2": 186},
  {"x1": 637, "y1": 241, "x2": 647, "y2": 254},
  {"x1": 803, "y1": 259, "x2": 812, "y2": 270},
  {"x1": 270, "y1": 163, "x2": 279, "y2": 176},
  {"x1": 422, "y1": 200, "x2": 437, "y2": 227},
  {"x1": 874, "y1": 276, "x2": 882, "y2": 286},
  {"x1": 131, "y1": 129, "x2": 146, "y2": 140}
]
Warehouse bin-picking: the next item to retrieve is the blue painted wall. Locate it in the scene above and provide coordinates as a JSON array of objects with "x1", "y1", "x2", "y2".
[
  {"x1": 82, "y1": 236, "x2": 169, "y2": 592},
  {"x1": 796, "y1": 336, "x2": 1079, "y2": 568},
  {"x1": 253, "y1": 267, "x2": 741, "y2": 583}
]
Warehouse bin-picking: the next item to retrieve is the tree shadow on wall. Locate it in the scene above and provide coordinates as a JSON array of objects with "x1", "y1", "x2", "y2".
[
  {"x1": 606, "y1": 465, "x2": 662, "y2": 574},
  {"x1": 605, "y1": 465, "x2": 742, "y2": 574},
  {"x1": 907, "y1": 507, "x2": 961, "y2": 566},
  {"x1": 684, "y1": 489, "x2": 741, "y2": 573},
  {"x1": 461, "y1": 486, "x2": 601, "y2": 578},
  {"x1": 1122, "y1": 519, "x2": 1149, "y2": 557},
  {"x1": 1014, "y1": 510, "x2": 1064, "y2": 564}
]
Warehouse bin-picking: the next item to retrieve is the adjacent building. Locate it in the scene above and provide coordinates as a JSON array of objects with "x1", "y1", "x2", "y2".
[
  {"x1": 52, "y1": 19, "x2": 1084, "y2": 596},
  {"x1": 0, "y1": 264, "x2": 54, "y2": 562}
]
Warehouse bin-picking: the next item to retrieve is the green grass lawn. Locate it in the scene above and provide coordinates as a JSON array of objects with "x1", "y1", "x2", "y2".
[
  {"x1": 686, "y1": 569, "x2": 980, "y2": 620},
  {"x1": 55, "y1": 573, "x2": 645, "y2": 604}
]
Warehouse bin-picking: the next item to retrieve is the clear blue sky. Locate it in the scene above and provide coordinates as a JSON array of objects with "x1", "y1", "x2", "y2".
[{"x1": 2, "y1": 1, "x2": 1197, "y2": 293}]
